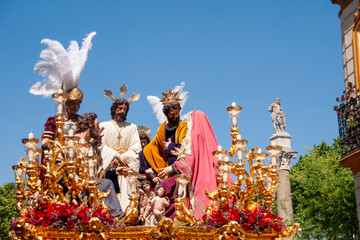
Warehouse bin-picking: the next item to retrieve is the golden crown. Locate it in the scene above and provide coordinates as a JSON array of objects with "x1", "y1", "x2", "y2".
[
  {"x1": 160, "y1": 89, "x2": 182, "y2": 104},
  {"x1": 104, "y1": 83, "x2": 140, "y2": 104},
  {"x1": 137, "y1": 125, "x2": 151, "y2": 137}
]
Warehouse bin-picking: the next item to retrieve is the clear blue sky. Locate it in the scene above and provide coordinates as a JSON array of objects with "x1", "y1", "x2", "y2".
[{"x1": 0, "y1": 0, "x2": 343, "y2": 185}]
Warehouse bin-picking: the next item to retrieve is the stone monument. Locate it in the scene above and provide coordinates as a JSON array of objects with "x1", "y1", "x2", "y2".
[{"x1": 268, "y1": 98, "x2": 297, "y2": 226}]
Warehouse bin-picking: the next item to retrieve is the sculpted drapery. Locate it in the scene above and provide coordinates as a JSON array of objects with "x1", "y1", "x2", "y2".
[
  {"x1": 142, "y1": 121, "x2": 187, "y2": 173},
  {"x1": 99, "y1": 120, "x2": 141, "y2": 210}
]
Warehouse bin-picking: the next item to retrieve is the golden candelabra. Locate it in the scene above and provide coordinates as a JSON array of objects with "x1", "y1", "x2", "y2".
[{"x1": 10, "y1": 90, "x2": 140, "y2": 240}]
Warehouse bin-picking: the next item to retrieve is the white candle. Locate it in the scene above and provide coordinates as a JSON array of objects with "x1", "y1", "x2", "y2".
[
  {"x1": 237, "y1": 150, "x2": 242, "y2": 163},
  {"x1": 258, "y1": 149, "x2": 262, "y2": 153},
  {"x1": 28, "y1": 132, "x2": 34, "y2": 139},
  {"x1": 89, "y1": 159, "x2": 94, "y2": 177},
  {"x1": 272, "y1": 153, "x2": 277, "y2": 168},
  {"x1": 232, "y1": 101, "x2": 236, "y2": 107},
  {"x1": 217, "y1": 145, "x2": 222, "y2": 151},
  {"x1": 232, "y1": 112, "x2": 237, "y2": 128},
  {"x1": 88, "y1": 148, "x2": 93, "y2": 157},
  {"x1": 68, "y1": 129, "x2": 74, "y2": 137}
]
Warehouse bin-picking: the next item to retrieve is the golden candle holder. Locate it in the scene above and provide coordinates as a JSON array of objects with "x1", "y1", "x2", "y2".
[
  {"x1": 174, "y1": 174, "x2": 197, "y2": 226},
  {"x1": 120, "y1": 170, "x2": 140, "y2": 225}
]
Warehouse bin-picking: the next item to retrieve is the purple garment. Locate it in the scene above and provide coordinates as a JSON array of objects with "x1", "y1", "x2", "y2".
[{"x1": 159, "y1": 176, "x2": 177, "y2": 219}]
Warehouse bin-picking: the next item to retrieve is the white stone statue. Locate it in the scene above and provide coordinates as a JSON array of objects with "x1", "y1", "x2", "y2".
[{"x1": 268, "y1": 98, "x2": 286, "y2": 133}]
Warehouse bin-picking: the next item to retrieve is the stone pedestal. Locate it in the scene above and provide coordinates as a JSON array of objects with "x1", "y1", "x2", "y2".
[
  {"x1": 277, "y1": 169, "x2": 294, "y2": 223},
  {"x1": 270, "y1": 132, "x2": 297, "y2": 227}
]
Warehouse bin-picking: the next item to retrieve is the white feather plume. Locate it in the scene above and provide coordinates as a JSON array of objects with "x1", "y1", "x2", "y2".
[
  {"x1": 30, "y1": 32, "x2": 96, "y2": 97},
  {"x1": 147, "y1": 95, "x2": 167, "y2": 124},
  {"x1": 147, "y1": 82, "x2": 189, "y2": 124}
]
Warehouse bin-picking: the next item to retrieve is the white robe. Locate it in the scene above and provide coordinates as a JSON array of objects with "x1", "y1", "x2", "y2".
[{"x1": 99, "y1": 120, "x2": 141, "y2": 210}]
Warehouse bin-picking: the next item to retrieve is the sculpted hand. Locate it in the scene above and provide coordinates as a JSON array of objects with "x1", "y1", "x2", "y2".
[
  {"x1": 108, "y1": 159, "x2": 118, "y2": 169},
  {"x1": 116, "y1": 166, "x2": 132, "y2": 175},
  {"x1": 170, "y1": 147, "x2": 180, "y2": 156},
  {"x1": 163, "y1": 138, "x2": 172, "y2": 150},
  {"x1": 158, "y1": 166, "x2": 171, "y2": 179},
  {"x1": 117, "y1": 155, "x2": 130, "y2": 165},
  {"x1": 152, "y1": 177, "x2": 162, "y2": 183},
  {"x1": 41, "y1": 138, "x2": 50, "y2": 150}
]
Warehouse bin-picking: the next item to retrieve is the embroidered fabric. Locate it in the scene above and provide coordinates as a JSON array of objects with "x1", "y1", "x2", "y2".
[{"x1": 177, "y1": 111, "x2": 193, "y2": 159}]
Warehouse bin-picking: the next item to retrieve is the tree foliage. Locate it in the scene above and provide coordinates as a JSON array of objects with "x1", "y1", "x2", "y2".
[
  {"x1": 290, "y1": 139, "x2": 358, "y2": 239},
  {"x1": 0, "y1": 182, "x2": 18, "y2": 240}
]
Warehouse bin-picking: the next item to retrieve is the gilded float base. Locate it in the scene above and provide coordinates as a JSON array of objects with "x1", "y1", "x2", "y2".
[{"x1": 10, "y1": 218, "x2": 300, "y2": 240}]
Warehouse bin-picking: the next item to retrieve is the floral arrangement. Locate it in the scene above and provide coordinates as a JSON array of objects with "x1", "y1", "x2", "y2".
[
  {"x1": 11, "y1": 200, "x2": 119, "y2": 231},
  {"x1": 202, "y1": 205, "x2": 285, "y2": 235}
]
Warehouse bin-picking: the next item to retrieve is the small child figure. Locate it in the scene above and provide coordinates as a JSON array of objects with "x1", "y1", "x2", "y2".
[
  {"x1": 139, "y1": 180, "x2": 155, "y2": 224},
  {"x1": 149, "y1": 186, "x2": 170, "y2": 223}
]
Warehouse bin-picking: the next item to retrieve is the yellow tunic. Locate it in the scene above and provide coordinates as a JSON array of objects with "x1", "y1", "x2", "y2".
[{"x1": 143, "y1": 121, "x2": 187, "y2": 173}]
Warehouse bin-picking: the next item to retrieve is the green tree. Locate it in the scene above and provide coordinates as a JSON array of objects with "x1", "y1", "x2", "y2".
[
  {"x1": 0, "y1": 182, "x2": 18, "y2": 240},
  {"x1": 290, "y1": 139, "x2": 358, "y2": 239}
]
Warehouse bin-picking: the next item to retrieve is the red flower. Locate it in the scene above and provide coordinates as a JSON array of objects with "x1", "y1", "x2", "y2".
[
  {"x1": 229, "y1": 208, "x2": 240, "y2": 221},
  {"x1": 80, "y1": 206, "x2": 90, "y2": 212},
  {"x1": 69, "y1": 204, "x2": 77, "y2": 214},
  {"x1": 77, "y1": 211, "x2": 85, "y2": 219},
  {"x1": 33, "y1": 212, "x2": 42, "y2": 221},
  {"x1": 25, "y1": 211, "x2": 31, "y2": 218},
  {"x1": 210, "y1": 210, "x2": 221, "y2": 222},
  {"x1": 107, "y1": 215, "x2": 114, "y2": 221},
  {"x1": 242, "y1": 222, "x2": 251, "y2": 230},
  {"x1": 42, "y1": 219, "x2": 50, "y2": 227},
  {"x1": 258, "y1": 219, "x2": 267, "y2": 227},
  {"x1": 81, "y1": 216, "x2": 90, "y2": 224},
  {"x1": 217, "y1": 216, "x2": 228, "y2": 225},
  {"x1": 272, "y1": 223, "x2": 282, "y2": 231},
  {"x1": 66, "y1": 219, "x2": 75, "y2": 228},
  {"x1": 60, "y1": 210, "x2": 69, "y2": 217},
  {"x1": 248, "y1": 215, "x2": 256, "y2": 224}
]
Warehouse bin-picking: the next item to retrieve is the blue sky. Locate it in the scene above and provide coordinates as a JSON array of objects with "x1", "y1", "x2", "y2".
[{"x1": 0, "y1": 1, "x2": 343, "y2": 185}]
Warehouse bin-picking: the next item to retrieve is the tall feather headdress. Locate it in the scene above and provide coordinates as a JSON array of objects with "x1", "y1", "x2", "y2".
[
  {"x1": 30, "y1": 32, "x2": 96, "y2": 97},
  {"x1": 104, "y1": 83, "x2": 140, "y2": 104},
  {"x1": 147, "y1": 82, "x2": 189, "y2": 124}
]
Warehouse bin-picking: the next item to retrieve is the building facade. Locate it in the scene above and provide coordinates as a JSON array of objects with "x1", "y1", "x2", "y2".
[{"x1": 332, "y1": 0, "x2": 360, "y2": 230}]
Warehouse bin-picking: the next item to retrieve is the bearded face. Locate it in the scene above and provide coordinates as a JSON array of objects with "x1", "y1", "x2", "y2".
[
  {"x1": 113, "y1": 103, "x2": 128, "y2": 123},
  {"x1": 166, "y1": 107, "x2": 180, "y2": 126}
]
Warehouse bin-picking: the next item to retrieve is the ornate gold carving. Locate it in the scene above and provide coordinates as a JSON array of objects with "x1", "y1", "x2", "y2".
[
  {"x1": 146, "y1": 218, "x2": 176, "y2": 239},
  {"x1": 160, "y1": 88, "x2": 182, "y2": 104},
  {"x1": 79, "y1": 217, "x2": 109, "y2": 240},
  {"x1": 216, "y1": 221, "x2": 246, "y2": 240}
]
